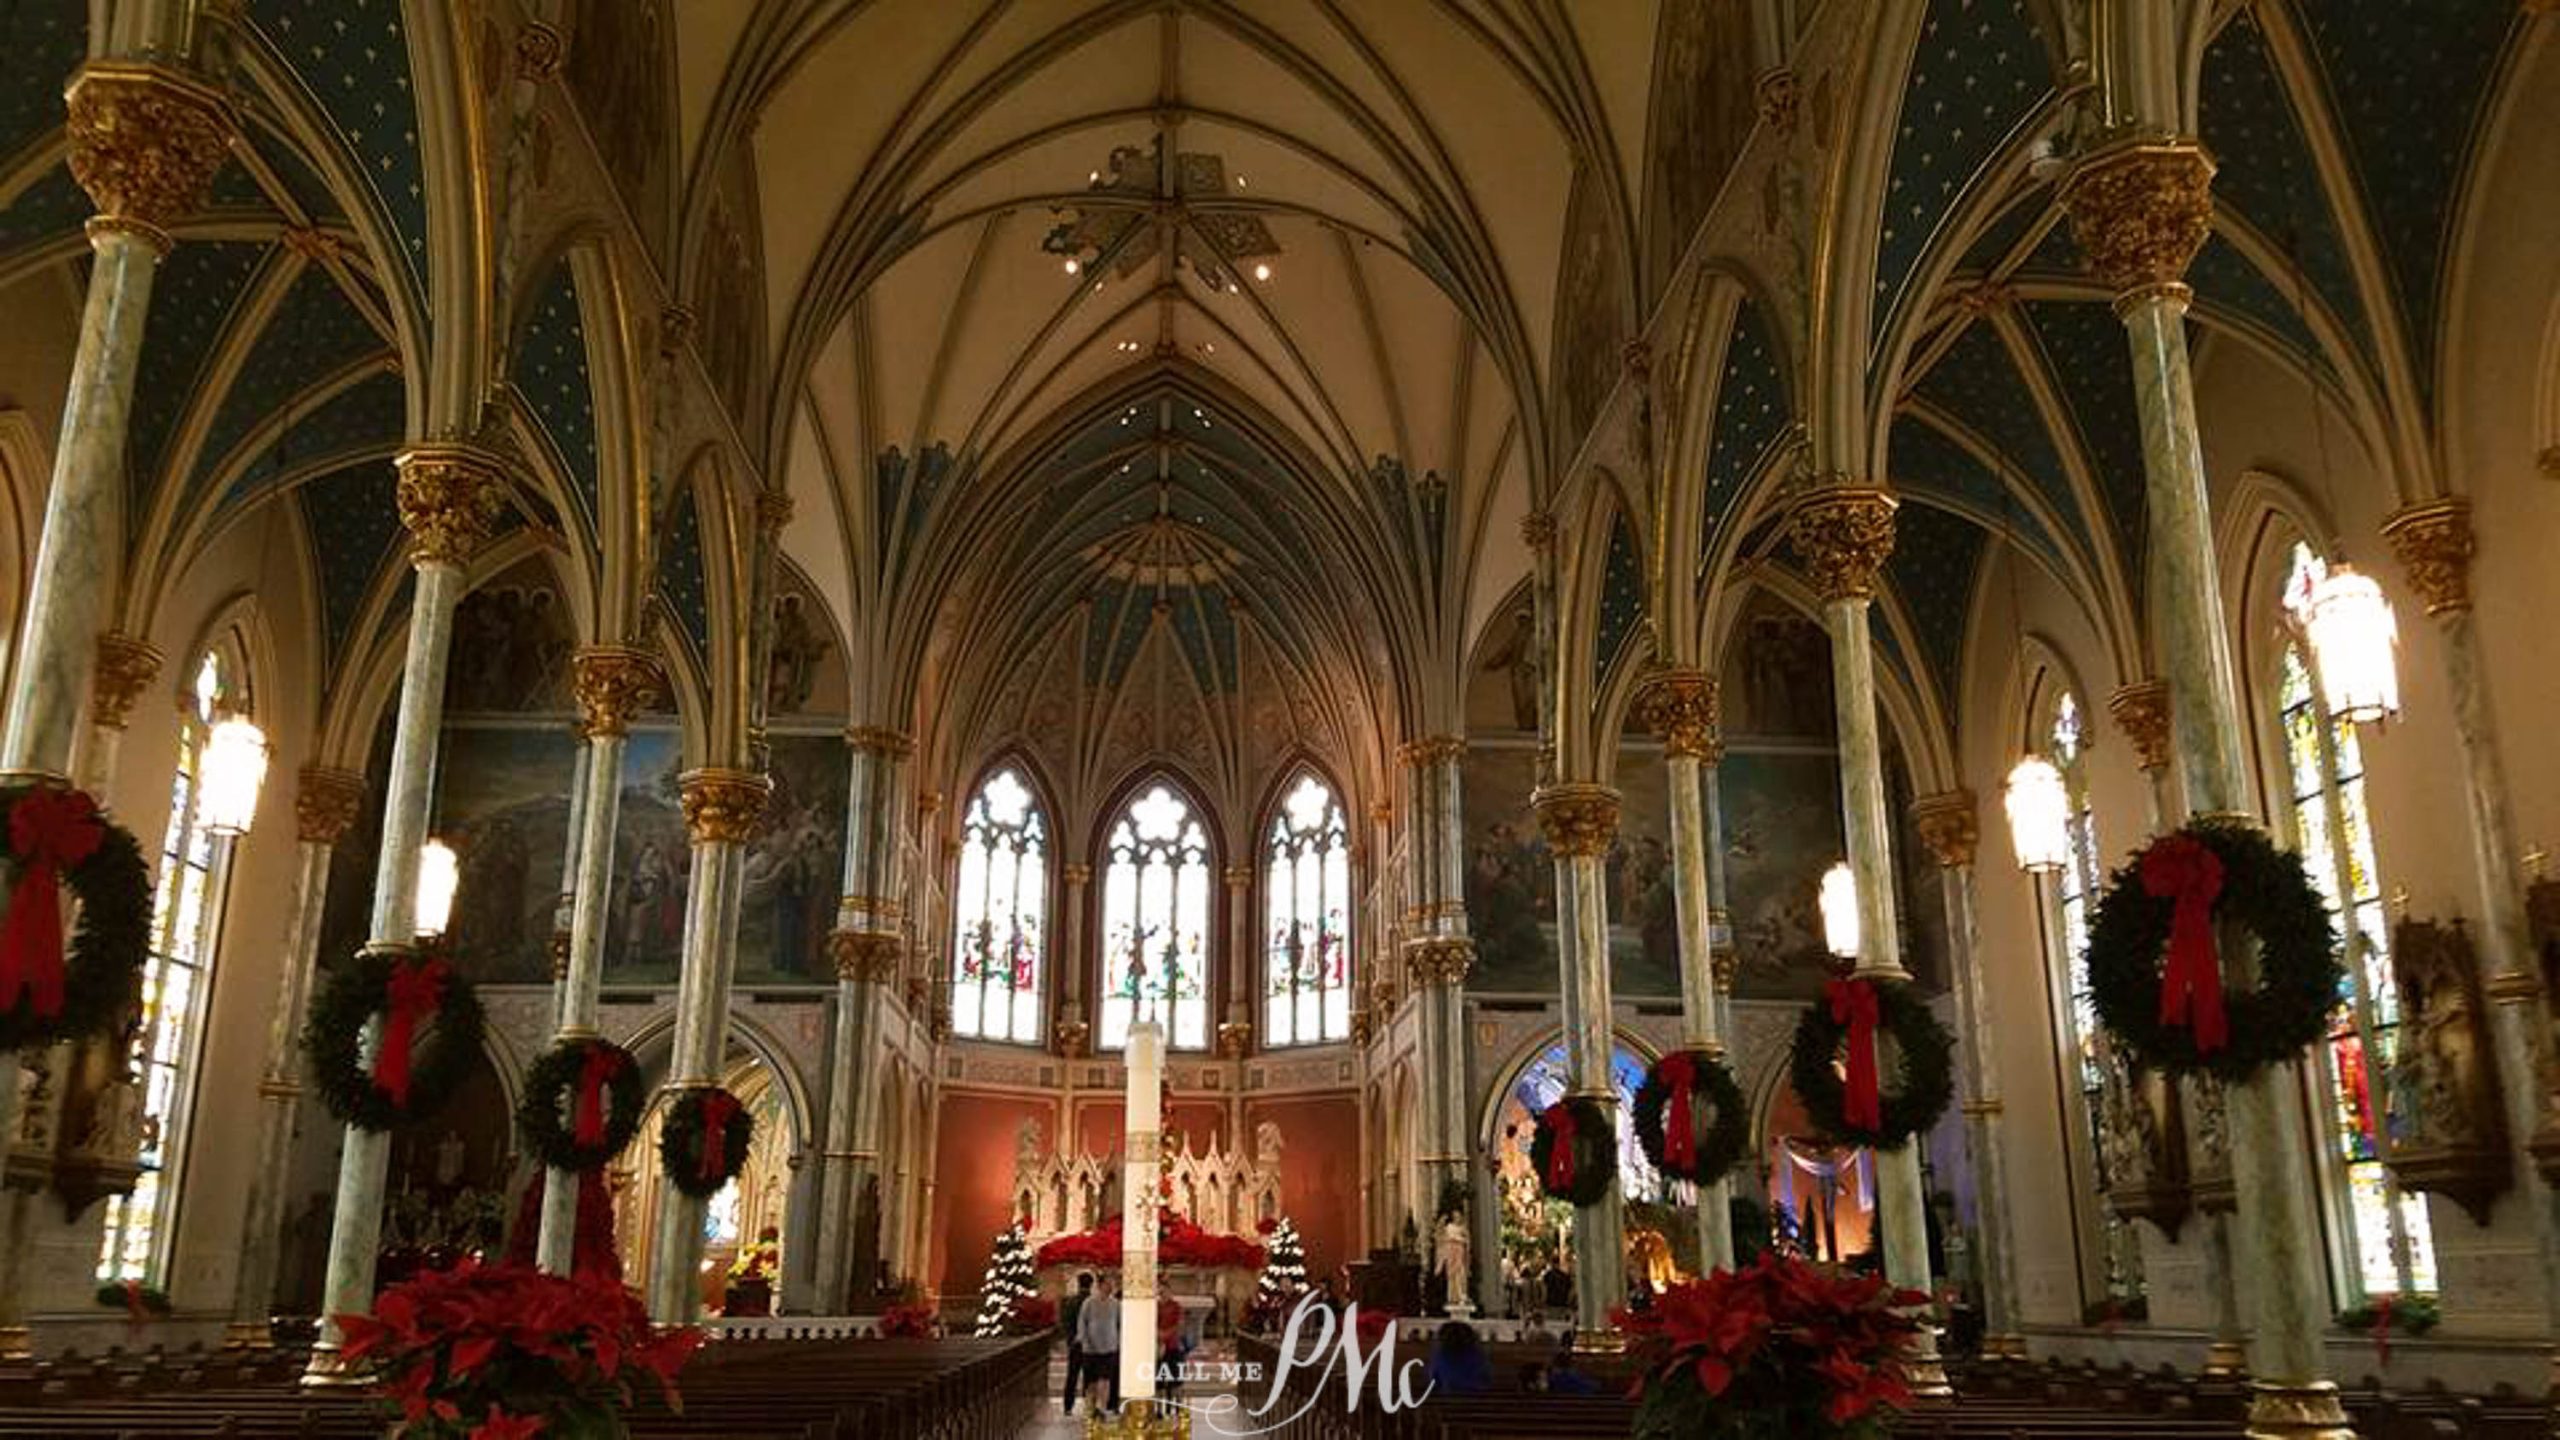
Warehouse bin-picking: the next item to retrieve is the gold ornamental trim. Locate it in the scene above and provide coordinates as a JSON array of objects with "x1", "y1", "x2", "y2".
[
  {"x1": 1909, "y1": 790, "x2": 1980, "y2": 869},
  {"x1": 294, "y1": 766, "x2": 367, "y2": 844},
  {"x1": 2241, "y1": 1380, "x2": 2356, "y2": 1437},
  {"x1": 1520, "y1": 510, "x2": 1558, "y2": 550},
  {"x1": 1403, "y1": 937, "x2": 1476, "y2": 989},
  {"x1": 255, "y1": 1079, "x2": 302, "y2": 1101},
  {"x1": 2486, "y1": 970, "x2": 2543, "y2": 1006},
  {"x1": 1122, "y1": 1251, "x2": 1159, "y2": 1300},
  {"x1": 846, "y1": 725, "x2": 914, "y2": 758},
  {"x1": 1533, "y1": 783, "x2": 1621, "y2": 858},
  {"x1": 1397, "y1": 735, "x2": 1467, "y2": 767},
  {"x1": 65, "y1": 63, "x2": 234, "y2": 251},
  {"x1": 1959, "y1": 1099, "x2": 2004, "y2": 1118},
  {"x1": 829, "y1": 929, "x2": 902, "y2": 983},
  {"x1": 394, "y1": 445, "x2": 507, "y2": 566},
  {"x1": 2058, "y1": 136, "x2": 2216, "y2": 301},
  {"x1": 1216, "y1": 1020, "x2": 1252, "y2": 1058},
  {"x1": 1061, "y1": 862, "x2": 1094, "y2": 886},
  {"x1": 89, "y1": 632, "x2": 163, "y2": 729},
  {"x1": 1128, "y1": 1131, "x2": 1162, "y2": 1164},
  {"x1": 679, "y1": 767, "x2": 771, "y2": 843},
  {"x1": 755, "y1": 488, "x2": 795, "y2": 533},
  {"x1": 1785, "y1": 487, "x2": 1898, "y2": 603},
  {"x1": 1633, "y1": 668, "x2": 1720, "y2": 760},
  {"x1": 2108, "y1": 680, "x2": 2174, "y2": 775},
  {"x1": 1222, "y1": 864, "x2": 1254, "y2": 889},
  {"x1": 2382, "y1": 498, "x2": 2475, "y2": 617},
  {"x1": 571, "y1": 646, "x2": 663, "y2": 738},
  {"x1": 514, "y1": 22, "x2": 564, "y2": 81}
]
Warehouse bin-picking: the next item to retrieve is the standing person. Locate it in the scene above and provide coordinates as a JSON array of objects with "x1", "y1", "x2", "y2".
[
  {"x1": 1077, "y1": 1272, "x2": 1122, "y2": 1417},
  {"x1": 1060, "y1": 1272, "x2": 1094, "y2": 1415}
]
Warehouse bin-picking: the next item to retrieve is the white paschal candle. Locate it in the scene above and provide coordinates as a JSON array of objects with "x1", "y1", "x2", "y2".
[{"x1": 1122, "y1": 1020, "x2": 1164, "y2": 1405}]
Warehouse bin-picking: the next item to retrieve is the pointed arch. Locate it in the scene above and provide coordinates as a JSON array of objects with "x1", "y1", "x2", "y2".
[
  {"x1": 1092, "y1": 767, "x2": 1219, "y2": 1052},
  {"x1": 1255, "y1": 758, "x2": 1354, "y2": 1048},
  {"x1": 948, "y1": 752, "x2": 1059, "y2": 1046}
]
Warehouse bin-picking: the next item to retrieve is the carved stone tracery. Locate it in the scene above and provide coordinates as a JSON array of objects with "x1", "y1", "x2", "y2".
[
  {"x1": 2383, "y1": 914, "x2": 2510, "y2": 1224},
  {"x1": 2382, "y1": 498, "x2": 2476, "y2": 618}
]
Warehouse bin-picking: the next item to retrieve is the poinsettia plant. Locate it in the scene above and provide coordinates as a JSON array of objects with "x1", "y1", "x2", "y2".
[
  {"x1": 1032, "y1": 1212, "x2": 1266, "y2": 1270},
  {"x1": 1614, "y1": 1252, "x2": 1929, "y2": 1440},
  {"x1": 878, "y1": 1301, "x2": 939, "y2": 1338},
  {"x1": 336, "y1": 1259, "x2": 700, "y2": 1439}
]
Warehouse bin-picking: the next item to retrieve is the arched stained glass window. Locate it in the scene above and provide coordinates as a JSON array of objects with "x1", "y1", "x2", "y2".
[
  {"x1": 2280, "y1": 543, "x2": 2435, "y2": 1299},
  {"x1": 1263, "y1": 772, "x2": 1352, "y2": 1046},
  {"x1": 1099, "y1": 780, "x2": 1213, "y2": 1051},
  {"x1": 99, "y1": 647, "x2": 247, "y2": 1283},
  {"x1": 950, "y1": 767, "x2": 1049, "y2": 1044}
]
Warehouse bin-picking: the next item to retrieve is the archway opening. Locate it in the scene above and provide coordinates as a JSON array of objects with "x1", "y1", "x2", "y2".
[
  {"x1": 616, "y1": 1045, "x2": 795, "y2": 1314},
  {"x1": 1488, "y1": 1039, "x2": 1679, "y2": 1306}
]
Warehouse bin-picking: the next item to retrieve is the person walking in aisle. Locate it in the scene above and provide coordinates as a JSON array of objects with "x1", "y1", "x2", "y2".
[{"x1": 1076, "y1": 1272, "x2": 1123, "y2": 1416}]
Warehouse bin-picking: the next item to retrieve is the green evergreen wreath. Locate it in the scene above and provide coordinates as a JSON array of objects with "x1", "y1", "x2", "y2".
[
  {"x1": 1788, "y1": 977, "x2": 1956, "y2": 1150},
  {"x1": 518, "y1": 1038, "x2": 646, "y2": 1172},
  {"x1": 658, "y1": 1084, "x2": 756, "y2": 1199},
  {"x1": 1632, "y1": 1049, "x2": 1750, "y2": 1188},
  {"x1": 2086, "y1": 818, "x2": 2341, "y2": 1082},
  {"x1": 303, "y1": 948, "x2": 487, "y2": 1132},
  {"x1": 1527, "y1": 1094, "x2": 1617, "y2": 1207},
  {"x1": 0, "y1": 784, "x2": 150, "y2": 1052}
]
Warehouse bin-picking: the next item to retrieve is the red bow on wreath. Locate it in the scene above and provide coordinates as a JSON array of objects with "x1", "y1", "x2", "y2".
[
  {"x1": 0, "y1": 788, "x2": 103, "y2": 1021},
  {"x1": 1826, "y1": 978, "x2": 1883, "y2": 1133},
  {"x1": 697, "y1": 1090, "x2": 743, "y2": 1185},
  {"x1": 2371, "y1": 1294, "x2": 2395, "y2": 1369},
  {"x1": 2142, "y1": 835, "x2": 2229, "y2": 1055},
  {"x1": 1658, "y1": 1054, "x2": 1700, "y2": 1172},
  {"x1": 1543, "y1": 1104, "x2": 1579, "y2": 1191},
  {"x1": 375, "y1": 957, "x2": 449, "y2": 1107},
  {"x1": 573, "y1": 1045, "x2": 625, "y2": 1148}
]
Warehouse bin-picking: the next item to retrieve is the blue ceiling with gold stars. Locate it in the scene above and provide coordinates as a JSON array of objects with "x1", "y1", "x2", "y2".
[
  {"x1": 1699, "y1": 297, "x2": 1788, "y2": 570},
  {"x1": 123, "y1": 242, "x2": 270, "y2": 522},
  {"x1": 516, "y1": 261, "x2": 600, "y2": 534},
  {"x1": 1884, "y1": 498, "x2": 1986, "y2": 720},
  {"x1": 299, "y1": 457, "x2": 408, "y2": 663},
  {"x1": 657, "y1": 479, "x2": 712, "y2": 668},
  {"x1": 1592, "y1": 507, "x2": 1645, "y2": 697},
  {"x1": 252, "y1": 0, "x2": 428, "y2": 296},
  {"x1": 0, "y1": 5, "x2": 82, "y2": 166}
]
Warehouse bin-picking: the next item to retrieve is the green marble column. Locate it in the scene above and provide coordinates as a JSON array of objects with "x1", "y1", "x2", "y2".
[
  {"x1": 1636, "y1": 669, "x2": 1736, "y2": 1272},
  {"x1": 1535, "y1": 783, "x2": 1627, "y2": 1347},
  {"x1": 812, "y1": 728, "x2": 908, "y2": 1310}
]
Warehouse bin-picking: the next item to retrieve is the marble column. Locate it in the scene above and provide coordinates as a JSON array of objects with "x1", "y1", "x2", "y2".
[
  {"x1": 537, "y1": 648, "x2": 661, "y2": 1273},
  {"x1": 1057, "y1": 864, "x2": 1094, "y2": 1057},
  {"x1": 2063, "y1": 137, "x2": 2345, "y2": 1435},
  {"x1": 811, "y1": 728, "x2": 907, "y2": 1309},
  {"x1": 224, "y1": 768, "x2": 364, "y2": 1348},
  {"x1": 546, "y1": 737, "x2": 590, "y2": 1026},
  {"x1": 2384, "y1": 499, "x2": 2560, "y2": 1383},
  {"x1": 1221, "y1": 865, "x2": 1256, "y2": 1061},
  {"x1": 1635, "y1": 668, "x2": 1736, "y2": 1272},
  {"x1": 1784, "y1": 485, "x2": 1949, "y2": 1399},
  {"x1": 1533, "y1": 782, "x2": 1627, "y2": 1348},
  {"x1": 645, "y1": 768, "x2": 769, "y2": 1322},
  {"x1": 1910, "y1": 791, "x2": 2023, "y2": 1360},
  {"x1": 1398, "y1": 737, "x2": 1473, "y2": 1230},
  {"x1": 305, "y1": 447, "x2": 506, "y2": 1385}
]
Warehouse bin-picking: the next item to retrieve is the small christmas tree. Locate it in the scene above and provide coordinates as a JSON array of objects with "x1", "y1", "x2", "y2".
[
  {"x1": 1250, "y1": 1215, "x2": 1308, "y2": 1329},
  {"x1": 973, "y1": 1218, "x2": 1036, "y2": 1337}
]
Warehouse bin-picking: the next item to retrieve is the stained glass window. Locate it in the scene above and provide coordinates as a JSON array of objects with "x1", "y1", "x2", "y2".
[
  {"x1": 1099, "y1": 780, "x2": 1213, "y2": 1051},
  {"x1": 2280, "y1": 543, "x2": 2435, "y2": 1299},
  {"x1": 1263, "y1": 772, "x2": 1352, "y2": 1046},
  {"x1": 99, "y1": 649, "x2": 244, "y2": 1283},
  {"x1": 949, "y1": 767, "x2": 1049, "y2": 1044}
]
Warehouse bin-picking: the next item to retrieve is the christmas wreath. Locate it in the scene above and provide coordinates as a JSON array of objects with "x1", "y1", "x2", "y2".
[
  {"x1": 1788, "y1": 976, "x2": 1955, "y2": 1150},
  {"x1": 2086, "y1": 818, "x2": 2340, "y2": 1081},
  {"x1": 659, "y1": 1085, "x2": 755, "y2": 1198},
  {"x1": 519, "y1": 1037, "x2": 646, "y2": 1172},
  {"x1": 1633, "y1": 1049, "x2": 1750, "y2": 1188},
  {"x1": 0, "y1": 784, "x2": 149, "y2": 1052},
  {"x1": 1527, "y1": 1094, "x2": 1616, "y2": 1207},
  {"x1": 304, "y1": 948, "x2": 487, "y2": 1131}
]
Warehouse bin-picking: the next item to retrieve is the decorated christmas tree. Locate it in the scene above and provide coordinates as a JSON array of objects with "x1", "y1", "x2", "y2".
[
  {"x1": 1249, "y1": 1215, "x2": 1308, "y2": 1329},
  {"x1": 972, "y1": 1218, "x2": 1036, "y2": 1337}
]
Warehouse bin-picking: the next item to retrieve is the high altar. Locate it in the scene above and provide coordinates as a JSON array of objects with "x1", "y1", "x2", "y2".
[{"x1": 1012, "y1": 1116, "x2": 1285, "y2": 1329}]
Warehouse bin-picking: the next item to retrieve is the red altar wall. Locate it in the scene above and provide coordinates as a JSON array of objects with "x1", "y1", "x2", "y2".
[
  {"x1": 1243, "y1": 1094, "x2": 1362, "y2": 1282},
  {"x1": 930, "y1": 1090, "x2": 1057, "y2": 1295}
]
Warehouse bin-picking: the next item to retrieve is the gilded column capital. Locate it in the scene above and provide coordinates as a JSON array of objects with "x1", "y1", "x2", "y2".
[
  {"x1": 1217, "y1": 1018, "x2": 1252, "y2": 1058},
  {"x1": 514, "y1": 22, "x2": 564, "y2": 81},
  {"x1": 393, "y1": 445, "x2": 507, "y2": 566},
  {"x1": 64, "y1": 63, "x2": 234, "y2": 254},
  {"x1": 1403, "y1": 937, "x2": 1476, "y2": 989},
  {"x1": 2382, "y1": 498, "x2": 2475, "y2": 617},
  {"x1": 1634, "y1": 668, "x2": 1721, "y2": 760},
  {"x1": 828, "y1": 929, "x2": 902, "y2": 983},
  {"x1": 678, "y1": 767, "x2": 770, "y2": 843},
  {"x1": 2107, "y1": 680, "x2": 2174, "y2": 775},
  {"x1": 1908, "y1": 790, "x2": 1980, "y2": 870},
  {"x1": 1520, "y1": 510, "x2": 1558, "y2": 551},
  {"x1": 2058, "y1": 136, "x2": 2216, "y2": 307},
  {"x1": 755, "y1": 489, "x2": 795, "y2": 533},
  {"x1": 1396, "y1": 735, "x2": 1467, "y2": 767},
  {"x1": 571, "y1": 646, "x2": 663, "y2": 738},
  {"x1": 293, "y1": 766, "x2": 367, "y2": 845},
  {"x1": 1061, "y1": 862, "x2": 1093, "y2": 887},
  {"x1": 1223, "y1": 864, "x2": 1253, "y2": 890},
  {"x1": 1532, "y1": 783, "x2": 1621, "y2": 858},
  {"x1": 846, "y1": 726, "x2": 914, "y2": 758},
  {"x1": 89, "y1": 632, "x2": 163, "y2": 729},
  {"x1": 1785, "y1": 486, "x2": 1898, "y2": 603}
]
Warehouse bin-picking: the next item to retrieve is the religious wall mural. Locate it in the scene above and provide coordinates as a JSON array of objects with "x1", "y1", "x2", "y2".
[
  {"x1": 1718, "y1": 749, "x2": 1847, "y2": 999},
  {"x1": 446, "y1": 570, "x2": 578, "y2": 714},
  {"x1": 1643, "y1": 0, "x2": 1757, "y2": 287},
  {"x1": 565, "y1": 0, "x2": 673, "y2": 258},
  {"x1": 1720, "y1": 600, "x2": 1837, "y2": 741}
]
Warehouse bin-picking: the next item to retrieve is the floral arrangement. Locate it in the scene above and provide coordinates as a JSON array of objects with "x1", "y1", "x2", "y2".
[
  {"x1": 1614, "y1": 1253, "x2": 1928, "y2": 1440},
  {"x1": 878, "y1": 1301, "x2": 939, "y2": 1339},
  {"x1": 335, "y1": 1259, "x2": 699, "y2": 1439},
  {"x1": 1033, "y1": 1211, "x2": 1266, "y2": 1271},
  {"x1": 727, "y1": 1228, "x2": 781, "y2": 1283}
]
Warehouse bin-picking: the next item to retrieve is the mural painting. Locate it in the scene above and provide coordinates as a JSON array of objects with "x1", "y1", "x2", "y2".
[
  {"x1": 565, "y1": 0, "x2": 673, "y2": 257},
  {"x1": 1717, "y1": 748, "x2": 1847, "y2": 999}
]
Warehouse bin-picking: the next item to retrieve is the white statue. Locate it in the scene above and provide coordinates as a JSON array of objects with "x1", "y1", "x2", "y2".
[{"x1": 1437, "y1": 1215, "x2": 1474, "y2": 1316}]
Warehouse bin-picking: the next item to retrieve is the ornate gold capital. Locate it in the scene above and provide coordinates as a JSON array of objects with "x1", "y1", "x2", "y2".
[
  {"x1": 1397, "y1": 735, "x2": 1467, "y2": 767},
  {"x1": 1533, "y1": 783, "x2": 1621, "y2": 858},
  {"x1": 571, "y1": 646, "x2": 663, "y2": 738},
  {"x1": 1403, "y1": 937, "x2": 1476, "y2": 989},
  {"x1": 515, "y1": 22, "x2": 564, "y2": 81},
  {"x1": 1909, "y1": 790, "x2": 1980, "y2": 869},
  {"x1": 1054, "y1": 1017, "x2": 1091, "y2": 1058},
  {"x1": 64, "y1": 64, "x2": 234, "y2": 252},
  {"x1": 828, "y1": 929, "x2": 902, "y2": 983},
  {"x1": 1786, "y1": 486, "x2": 1898, "y2": 603},
  {"x1": 1634, "y1": 668, "x2": 1720, "y2": 760},
  {"x1": 89, "y1": 632, "x2": 162, "y2": 729},
  {"x1": 755, "y1": 489, "x2": 794, "y2": 533},
  {"x1": 1061, "y1": 862, "x2": 1093, "y2": 887},
  {"x1": 846, "y1": 726, "x2": 914, "y2": 758},
  {"x1": 1217, "y1": 1019, "x2": 1252, "y2": 1058},
  {"x1": 1222, "y1": 864, "x2": 1253, "y2": 890},
  {"x1": 294, "y1": 766, "x2": 366, "y2": 845},
  {"x1": 1520, "y1": 510, "x2": 1558, "y2": 551},
  {"x1": 2107, "y1": 680, "x2": 2174, "y2": 775},
  {"x1": 2382, "y1": 498, "x2": 2475, "y2": 617},
  {"x1": 2058, "y1": 136, "x2": 2215, "y2": 304},
  {"x1": 679, "y1": 767, "x2": 770, "y2": 844},
  {"x1": 393, "y1": 445, "x2": 507, "y2": 566}
]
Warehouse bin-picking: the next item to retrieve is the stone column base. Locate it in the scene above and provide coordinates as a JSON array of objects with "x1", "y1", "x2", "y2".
[
  {"x1": 299, "y1": 1341, "x2": 367, "y2": 1388},
  {"x1": 1085, "y1": 1396, "x2": 1191, "y2": 1438},
  {"x1": 1570, "y1": 1327, "x2": 1629, "y2": 1355},
  {"x1": 219, "y1": 1319, "x2": 273, "y2": 1350},
  {"x1": 2243, "y1": 1381, "x2": 2355, "y2": 1439},
  {"x1": 1978, "y1": 1333, "x2": 2029, "y2": 1362},
  {"x1": 0, "y1": 1325, "x2": 27, "y2": 1363},
  {"x1": 2202, "y1": 1338, "x2": 2248, "y2": 1378}
]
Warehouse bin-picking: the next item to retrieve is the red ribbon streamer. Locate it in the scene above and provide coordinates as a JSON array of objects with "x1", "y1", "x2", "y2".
[
  {"x1": 697, "y1": 1090, "x2": 743, "y2": 1185},
  {"x1": 121, "y1": 1279, "x2": 147, "y2": 1325},
  {"x1": 2142, "y1": 835, "x2": 2230, "y2": 1055},
  {"x1": 1544, "y1": 1104, "x2": 1579, "y2": 1191},
  {"x1": 2372, "y1": 1294, "x2": 2394, "y2": 1369},
  {"x1": 1827, "y1": 978, "x2": 1883, "y2": 1133},
  {"x1": 374, "y1": 957, "x2": 448, "y2": 1106},
  {"x1": 0, "y1": 789, "x2": 102, "y2": 1020},
  {"x1": 573, "y1": 1045, "x2": 624, "y2": 1148},
  {"x1": 1659, "y1": 1054, "x2": 1698, "y2": 1172}
]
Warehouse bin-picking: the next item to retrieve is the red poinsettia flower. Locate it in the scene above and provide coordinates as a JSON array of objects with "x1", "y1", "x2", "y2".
[{"x1": 469, "y1": 1406, "x2": 546, "y2": 1440}]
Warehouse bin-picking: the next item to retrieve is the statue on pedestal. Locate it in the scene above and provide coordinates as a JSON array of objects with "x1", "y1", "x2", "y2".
[{"x1": 1437, "y1": 1215, "x2": 1473, "y2": 1317}]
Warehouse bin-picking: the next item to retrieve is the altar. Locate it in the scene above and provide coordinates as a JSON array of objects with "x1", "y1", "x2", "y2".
[{"x1": 1010, "y1": 1116, "x2": 1284, "y2": 1329}]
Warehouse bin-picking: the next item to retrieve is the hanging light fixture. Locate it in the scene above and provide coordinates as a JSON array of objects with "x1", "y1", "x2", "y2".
[
  {"x1": 2303, "y1": 561, "x2": 2399, "y2": 725},
  {"x1": 199, "y1": 717, "x2": 270, "y2": 836},
  {"x1": 1819, "y1": 862, "x2": 1860, "y2": 961},
  {"x1": 2004, "y1": 755, "x2": 2071, "y2": 874},
  {"x1": 415, "y1": 839, "x2": 461, "y2": 939}
]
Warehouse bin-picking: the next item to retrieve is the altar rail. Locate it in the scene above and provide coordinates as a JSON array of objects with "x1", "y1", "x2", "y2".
[{"x1": 707, "y1": 1314, "x2": 884, "y2": 1342}]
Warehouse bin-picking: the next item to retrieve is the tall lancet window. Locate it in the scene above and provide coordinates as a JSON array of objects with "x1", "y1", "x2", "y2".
[
  {"x1": 2280, "y1": 542, "x2": 2435, "y2": 1299},
  {"x1": 1263, "y1": 771, "x2": 1353, "y2": 1046},
  {"x1": 950, "y1": 766, "x2": 1049, "y2": 1044},
  {"x1": 99, "y1": 647, "x2": 247, "y2": 1282},
  {"x1": 1099, "y1": 780, "x2": 1213, "y2": 1051}
]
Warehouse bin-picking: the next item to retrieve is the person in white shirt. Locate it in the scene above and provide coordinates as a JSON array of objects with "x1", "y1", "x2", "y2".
[{"x1": 1076, "y1": 1273, "x2": 1123, "y2": 1416}]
